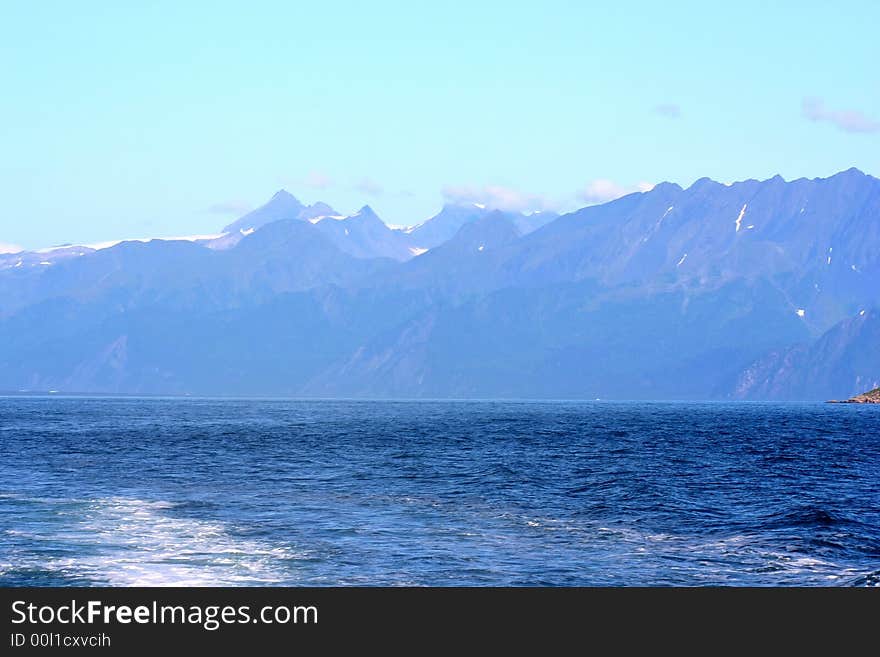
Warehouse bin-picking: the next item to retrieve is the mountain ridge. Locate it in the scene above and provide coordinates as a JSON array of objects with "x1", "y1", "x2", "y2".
[{"x1": 1, "y1": 168, "x2": 877, "y2": 400}]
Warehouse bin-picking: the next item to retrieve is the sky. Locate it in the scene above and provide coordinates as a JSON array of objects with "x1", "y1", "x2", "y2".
[{"x1": 1, "y1": 0, "x2": 878, "y2": 251}]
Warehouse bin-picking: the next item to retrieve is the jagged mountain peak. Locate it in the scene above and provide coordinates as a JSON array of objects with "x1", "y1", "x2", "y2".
[
  {"x1": 349, "y1": 205, "x2": 383, "y2": 223},
  {"x1": 835, "y1": 166, "x2": 867, "y2": 178},
  {"x1": 269, "y1": 189, "x2": 302, "y2": 203},
  {"x1": 310, "y1": 201, "x2": 336, "y2": 215},
  {"x1": 651, "y1": 181, "x2": 684, "y2": 194},
  {"x1": 223, "y1": 190, "x2": 337, "y2": 234}
]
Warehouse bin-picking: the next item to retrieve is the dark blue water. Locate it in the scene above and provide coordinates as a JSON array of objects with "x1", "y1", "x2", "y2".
[{"x1": 1, "y1": 397, "x2": 878, "y2": 586}]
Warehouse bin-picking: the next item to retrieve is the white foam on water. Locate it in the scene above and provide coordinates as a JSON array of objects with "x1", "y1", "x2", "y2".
[
  {"x1": 2, "y1": 496, "x2": 299, "y2": 586},
  {"x1": 522, "y1": 520, "x2": 857, "y2": 583}
]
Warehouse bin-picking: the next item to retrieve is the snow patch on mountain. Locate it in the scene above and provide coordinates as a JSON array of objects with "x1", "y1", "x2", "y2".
[{"x1": 735, "y1": 204, "x2": 747, "y2": 232}]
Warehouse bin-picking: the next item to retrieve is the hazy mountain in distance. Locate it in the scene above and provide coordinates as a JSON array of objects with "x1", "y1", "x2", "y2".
[
  {"x1": 1, "y1": 169, "x2": 877, "y2": 400},
  {"x1": 222, "y1": 190, "x2": 337, "y2": 234},
  {"x1": 216, "y1": 193, "x2": 555, "y2": 259},
  {"x1": 0, "y1": 218, "x2": 393, "y2": 319},
  {"x1": 403, "y1": 203, "x2": 558, "y2": 249},
  {"x1": 403, "y1": 203, "x2": 492, "y2": 249},
  {"x1": 220, "y1": 195, "x2": 417, "y2": 261},
  {"x1": 383, "y1": 210, "x2": 529, "y2": 297}
]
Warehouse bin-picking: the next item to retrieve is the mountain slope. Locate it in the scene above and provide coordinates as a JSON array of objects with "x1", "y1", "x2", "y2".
[
  {"x1": 733, "y1": 309, "x2": 880, "y2": 400},
  {"x1": 305, "y1": 278, "x2": 810, "y2": 398},
  {"x1": 312, "y1": 206, "x2": 416, "y2": 261},
  {"x1": 0, "y1": 218, "x2": 394, "y2": 319},
  {"x1": 392, "y1": 169, "x2": 879, "y2": 333}
]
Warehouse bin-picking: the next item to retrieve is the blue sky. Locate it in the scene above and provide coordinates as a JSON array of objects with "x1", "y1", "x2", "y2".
[{"x1": 1, "y1": 0, "x2": 878, "y2": 250}]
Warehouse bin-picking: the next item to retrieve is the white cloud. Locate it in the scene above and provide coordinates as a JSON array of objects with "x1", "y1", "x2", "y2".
[
  {"x1": 207, "y1": 200, "x2": 253, "y2": 215},
  {"x1": 441, "y1": 184, "x2": 553, "y2": 213},
  {"x1": 579, "y1": 179, "x2": 654, "y2": 205},
  {"x1": 303, "y1": 171, "x2": 334, "y2": 189},
  {"x1": 354, "y1": 178, "x2": 383, "y2": 196},
  {"x1": 654, "y1": 103, "x2": 681, "y2": 118},
  {"x1": 0, "y1": 242, "x2": 23, "y2": 254},
  {"x1": 802, "y1": 97, "x2": 879, "y2": 134}
]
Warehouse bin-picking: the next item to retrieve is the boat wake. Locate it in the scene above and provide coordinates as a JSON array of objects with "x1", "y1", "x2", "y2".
[{"x1": 0, "y1": 494, "x2": 299, "y2": 586}]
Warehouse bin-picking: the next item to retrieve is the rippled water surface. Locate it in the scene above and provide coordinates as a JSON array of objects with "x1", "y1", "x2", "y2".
[{"x1": 1, "y1": 397, "x2": 878, "y2": 586}]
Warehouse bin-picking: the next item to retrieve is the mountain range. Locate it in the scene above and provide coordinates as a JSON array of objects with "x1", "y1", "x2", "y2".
[{"x1": 1, "y1": 168, "x2": 877, "y2": 399}]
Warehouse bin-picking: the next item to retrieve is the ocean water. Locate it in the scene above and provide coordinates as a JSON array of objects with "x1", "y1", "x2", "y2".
[{"x1": 1, "y1": 397, "x2": 878, "y2": 587}]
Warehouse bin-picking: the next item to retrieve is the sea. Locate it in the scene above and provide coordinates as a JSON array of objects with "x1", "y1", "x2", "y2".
[{"x1": 1, "y1": 397, "x2": 878, "y2": 586}]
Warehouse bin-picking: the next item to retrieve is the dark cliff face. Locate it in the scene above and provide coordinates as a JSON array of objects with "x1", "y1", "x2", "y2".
[{"x1": 1, "y1": 170, "x2": 878, "y2": 399}]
